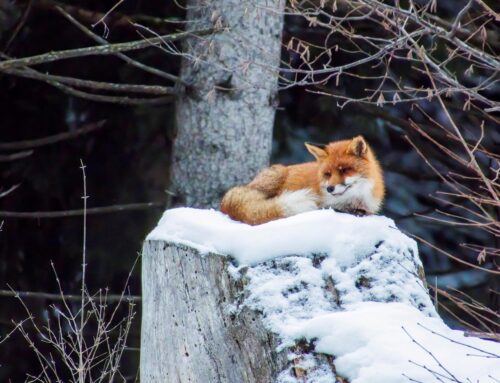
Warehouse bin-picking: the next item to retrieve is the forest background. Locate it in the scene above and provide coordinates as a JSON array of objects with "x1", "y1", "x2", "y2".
[{"x1": 0, "y1": 0, "x2": 498, "y2": 380}]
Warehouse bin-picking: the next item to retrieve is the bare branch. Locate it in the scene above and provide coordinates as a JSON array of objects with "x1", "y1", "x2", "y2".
[
  {"x1": 3, "y1": 0, "x2": 33, "y2": 51},
  {"x1": 3, "y1": 68, "x2": 178, "y2": 96},
  {"x1": 0, "y1": 289, "x2": 141, "y2": 303},
  {"x1": 0, "y1": 150, "x2": 34, "y2": 162},
  {"x1": 55, "y1": 6, "x2": 188, "y2": 85},
  {"x1": 0, "y1": 120, "x2": 106, "y2": 151},
  {"x1": 0, "y1": 28, "x2": 212, "y2": 71},
  {"x1": 0, "y1": 202, "x2": 164, "y2": 219}
]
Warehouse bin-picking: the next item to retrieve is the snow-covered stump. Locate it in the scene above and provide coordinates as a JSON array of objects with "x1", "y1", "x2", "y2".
[{"x1": 141, "y1": 209, "x2": 500, "y2": 383}]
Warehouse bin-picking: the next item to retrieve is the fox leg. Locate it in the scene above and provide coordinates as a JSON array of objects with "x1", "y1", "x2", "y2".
[{"x1": 247, "y1": 165, "x2": 288, "y2": 198}]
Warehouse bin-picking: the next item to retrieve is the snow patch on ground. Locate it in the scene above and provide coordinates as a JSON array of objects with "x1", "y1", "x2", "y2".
[{"x1": 148, "y1": 208, "x2": 500, "y2": 382}]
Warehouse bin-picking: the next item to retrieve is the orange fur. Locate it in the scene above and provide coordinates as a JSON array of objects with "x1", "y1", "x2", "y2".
[{"x1": 220, "y1": 136, "x2": 385, "y2": 225}]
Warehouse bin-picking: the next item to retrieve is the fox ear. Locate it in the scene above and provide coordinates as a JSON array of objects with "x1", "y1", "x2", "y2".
[
  {"x1": 349, "y1": 136, "x2": 368, "y2": 157},
  {"x1": 305, "y1": 142, "x2": 328, "y2": 161}
]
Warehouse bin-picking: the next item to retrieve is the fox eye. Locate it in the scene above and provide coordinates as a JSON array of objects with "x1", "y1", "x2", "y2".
[
  {"x1": 339, "y1": 167, "x2": 351, "y2": 175},
  {"x1": 324, "y1": 171, "x2": 332, "y2": 178}
]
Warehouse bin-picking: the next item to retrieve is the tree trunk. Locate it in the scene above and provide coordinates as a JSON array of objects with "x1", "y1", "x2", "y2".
[{"x1": 170, "y1": 0, "x2": 285, "y2": 208}]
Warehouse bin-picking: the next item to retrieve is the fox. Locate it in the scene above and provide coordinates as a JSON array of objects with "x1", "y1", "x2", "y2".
[{"x1": 220, "y1": 136, "x2": 384, "y2": 225}]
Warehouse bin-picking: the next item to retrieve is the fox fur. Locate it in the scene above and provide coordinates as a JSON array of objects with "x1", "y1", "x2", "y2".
[{"x1": 220, "y1": 136, "x2": 385, "y2": 225}]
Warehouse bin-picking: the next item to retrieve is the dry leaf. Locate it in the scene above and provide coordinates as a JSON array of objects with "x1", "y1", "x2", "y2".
[
  {"x1": 426, "y1": 88, "x2": 433, "y2": 100},
  {"x1": 392, "y1": 92, "x2": 401, "y2": 105},
  {"x1": 477, "y1": 249, "x2": 486, "y2": 264},
  {"x1": 430, "y1": 0, "x2": 437, "y2": 13},
  {"x1": 332, "y1": 0, "x2": 338, "y2": 13},
  {"x1": 376, "y1": 92, "x2": 385, "y2": 107}
]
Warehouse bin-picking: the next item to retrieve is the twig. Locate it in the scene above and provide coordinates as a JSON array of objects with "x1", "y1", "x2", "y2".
[
  {"x1": 3, "y1": 161, "x2": 139, "y2": 381},
  {"x1": 402, "y1": 326, "x2": 462, "y2": 382},
  {"x1": 4, "y1": 68, "x2": 178, "y2": 96},
  {"x1": 448, "y1": 0, "x2": 474, "y2": 38},
  {"x1": 26, "y1": 0, "x2": 175, "y2": 28},
  {"x1": 78, "y1": 159, "x2": 87, "y2": 383},
  {"x1": 410, "y1": 233, "x2": 499, "y2": 275},
  {"x1": 36, "y1": 79, "x2": 175, "y2": 105},
  {"x1": 1, "y1": 53, "x2": 177, "y2": 105},
  {"x1": 0, "y1": 28, "x2": 212, "y2": 71},
  {"x1": 0, "y1": 202, "x2": 164, "y2": 219},
  {"x1": 91, "y1": 0, "x2": 125, "y2": 31},
  {"x1": 473, "y1": 0, "x2": 500, "y2": 20},
  {"x1": 0, "y1": 319, "x2": 29, "y2": 346},
  {"x1": 419, "y1": 56, "x2": 499, "y2": 205},
  {"x1": 406, "y1": 360, "x2": 450, "y2": 382},
  {"x1": 0, "y1": 184, "x2": 21, "y2": 198},
  {"x1": 431, "y1": 286, "x2": 499, "y2": 334},
  {"x1": 417, "y1": 323, "x2": 499, "y2": 358},
  {"x1": 0, "y1": 120, "x2": 106, "y2": 151},
  {"x1": 0, "y1": 150, "x2": 34, "y2": 162},
  {"x1": 3, "y1": 0, "x2": 33, "y2": 52},
  {"x1": 55, "y1": 5, "x2": 188, "y2": 85},
  {"x1": 0, "y1": 289, "x2": 141, "y2": 302}
]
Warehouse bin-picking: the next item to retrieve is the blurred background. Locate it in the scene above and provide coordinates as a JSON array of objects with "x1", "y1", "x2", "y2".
[{"x1": 0, "y1": 0, "x2": 498, "y2": 380}]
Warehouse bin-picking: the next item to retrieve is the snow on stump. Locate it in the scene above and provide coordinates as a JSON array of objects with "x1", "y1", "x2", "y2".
[{"x1": 140, "y1": 208, "x2": 500, "y2": 383}]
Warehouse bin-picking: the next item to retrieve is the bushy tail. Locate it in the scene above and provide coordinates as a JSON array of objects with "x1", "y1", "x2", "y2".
[
  {"x1": 220, "y1": 186, "x2": 284, "y2": 225},
  {"x1": 221, "y1": 165, "x2": 318, "y2": 225},
  {"x1": 221, "y1": 165, "x2": 287, "y2": 225}
]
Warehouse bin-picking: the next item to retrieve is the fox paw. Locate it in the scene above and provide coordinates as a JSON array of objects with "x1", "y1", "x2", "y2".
[{"x1": 346, "y1": 208, "x2": 368, "y2": 216}]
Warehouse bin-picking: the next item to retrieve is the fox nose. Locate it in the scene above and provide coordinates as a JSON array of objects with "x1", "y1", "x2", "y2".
[{"x1": 326, "y1": 186, "x2": 335, "y2": 193}]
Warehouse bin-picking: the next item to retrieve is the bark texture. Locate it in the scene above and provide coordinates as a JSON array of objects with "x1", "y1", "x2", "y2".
[
  {"x1": 170, "y1": 0, "x2": 285, "y2": 208},
  {"x1": 140, "y1": 241, "x2": 287, "y2": 383},
  {"x1": 140, "y1": 234, "x2": 430, "y2": 382}
]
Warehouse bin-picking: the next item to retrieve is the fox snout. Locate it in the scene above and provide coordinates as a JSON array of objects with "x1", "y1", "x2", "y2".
[{"x1": 326, "y1": 183, "x2": 351, "y2": 196}]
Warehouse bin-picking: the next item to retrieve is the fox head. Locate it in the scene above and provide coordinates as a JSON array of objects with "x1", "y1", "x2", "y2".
[{"x1": 305, "y1": 136, "x2": 384, "y2": 213}]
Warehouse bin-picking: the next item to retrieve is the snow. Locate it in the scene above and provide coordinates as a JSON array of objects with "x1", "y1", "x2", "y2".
[
  {"x1": 147, "y1": 207, "x2": 415, "y2": 267},
  {"x1": 147, "y1": 208, "x2": 500, "y2": 382},
  {"x1": 281, "y1": 302, "x2": 500, "y2": 383}
]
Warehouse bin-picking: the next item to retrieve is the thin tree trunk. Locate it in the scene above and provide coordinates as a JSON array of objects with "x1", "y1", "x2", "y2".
[{"x1": 170, "y1": 0, "x2": 285, "y2": 208}]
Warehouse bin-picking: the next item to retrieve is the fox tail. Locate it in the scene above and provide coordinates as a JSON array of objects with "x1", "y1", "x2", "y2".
[{"x1": 220, "y1": 166, "x2": 318, "y2": 225}]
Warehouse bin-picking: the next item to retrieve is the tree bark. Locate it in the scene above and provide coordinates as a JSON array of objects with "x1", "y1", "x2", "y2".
[
  {"x1": 140, "y1": 241, "x2": 288, "y2": 383},
  {"x1": 170, "y1": 0, "x2": 285, "y2": 208}
]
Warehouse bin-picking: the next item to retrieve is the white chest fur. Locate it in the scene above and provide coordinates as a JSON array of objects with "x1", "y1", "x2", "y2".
[
  {"x1": 276, "y1": 176, "x2": 380, "y2": 218},
  {"x1": 320, "y1": 176, "x2": 380, "y2": 214},
  {"x1": 277, "y1": 189, "x2": 319, "y2": 217}
]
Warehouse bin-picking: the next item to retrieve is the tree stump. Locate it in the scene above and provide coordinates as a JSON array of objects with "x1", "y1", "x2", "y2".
[
  {"x1": 140, "y1": 209, "x2": 439, "y2": 382},
  {"x1": 140, "y1": 241, "x2": 288, "y2": 383},
  {"x1": 141, "y1": 208, "x2": 450, "y2": 383}
]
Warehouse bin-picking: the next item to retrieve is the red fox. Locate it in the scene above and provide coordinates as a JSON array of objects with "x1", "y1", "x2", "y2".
[{"x1": 220, "y1": 136, "x2": 384, "y2": 225}]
